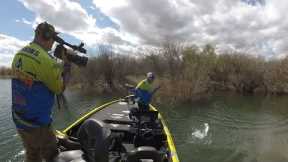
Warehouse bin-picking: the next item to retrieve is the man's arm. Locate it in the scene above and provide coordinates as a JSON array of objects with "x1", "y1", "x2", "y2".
[
  {"x1": 38, "y1": 59, "x2": 64, "y2": 94},
  {"x1": 37, "y1": 46, "x2": 73, "y2": 94}
]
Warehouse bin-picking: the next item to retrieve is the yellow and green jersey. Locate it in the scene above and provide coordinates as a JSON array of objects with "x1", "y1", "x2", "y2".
[
  {"x1": 12, "y1": 42, "x2": 64, "y2": 93},
  {"x1": 11, "y1": 42, "x2": 64, "y2": 129},
  {"x1": 136, "y1": 79, "x2": 153, "y2": 92},
  {"x1": 135, "y1": 79, "x2": 153, "y2": 105}
]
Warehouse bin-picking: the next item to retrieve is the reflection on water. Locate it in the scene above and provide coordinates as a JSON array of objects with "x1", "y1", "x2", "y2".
[{"x1": 3, "y1": 78, "x2": 288, "y2": 162}]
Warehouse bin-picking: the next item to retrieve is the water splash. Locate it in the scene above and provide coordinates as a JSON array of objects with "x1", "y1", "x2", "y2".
[
  {"x1": 191, "y1": 123, "x2": 209, "y2": 139},
  {"x1": 7, "y1": 150, "x2": 25, "y2": 162},
  {"x1": 14, "y1": 150, "x2": 24, "y2": 158}
]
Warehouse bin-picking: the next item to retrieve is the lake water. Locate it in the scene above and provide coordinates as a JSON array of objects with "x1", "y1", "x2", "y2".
[{"x1": 2, "y1": 79, "x2": 288, "y2": 162}]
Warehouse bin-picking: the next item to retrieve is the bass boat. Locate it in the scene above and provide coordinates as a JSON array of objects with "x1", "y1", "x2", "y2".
[{"x1": 54, "y1": 96, "x2": 180, "y2": 162}]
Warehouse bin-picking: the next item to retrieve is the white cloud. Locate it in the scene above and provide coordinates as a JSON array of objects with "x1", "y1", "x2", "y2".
[
  {"x1": 15, "y1": 18, "x2": 33, "y2": 25},
  {"x1": 19, "y1": 0, "x2": 96, "y2": 31},
  {"x1": 92, "y1": 0, "x2": 288, "y2": 57},
  {"x1": 18, "y1": 0, "x2": 138, "y2": 55},
  {"x1": 14, "y1": 0, "x2": 288, "y2": 58},
  {"x1": 0, "y1": 34, "x2": 28, "y2": 67}
]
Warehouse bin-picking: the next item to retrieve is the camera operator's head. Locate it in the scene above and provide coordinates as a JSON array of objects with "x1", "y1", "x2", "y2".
[{"x1": 34, "y1": 22, "x2": 58, "y2": 51}]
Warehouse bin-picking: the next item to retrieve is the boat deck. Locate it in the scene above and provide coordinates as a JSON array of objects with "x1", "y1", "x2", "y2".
[
  {"x1": 90, "y1": 100, "x2": 137, "y2": 132},
  {"x1": 58, "y1": 99, "x2": 180, "y2": 162}
]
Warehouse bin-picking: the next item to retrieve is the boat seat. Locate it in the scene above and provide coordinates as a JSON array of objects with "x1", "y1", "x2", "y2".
[
  {"x1": 54, "y1": 150, "x2": 85, "y2": 162},
  {"x1": 77, "y1": 118, "x2": 111, "y2": 162},
  {"x1": 126, "y1": 146, "x2": 165, "y2": 162}
]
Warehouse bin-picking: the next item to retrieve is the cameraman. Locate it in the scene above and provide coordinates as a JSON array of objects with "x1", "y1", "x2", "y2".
[{"x1": 11, "y1": 22, "x2": 71, "y2": 162}]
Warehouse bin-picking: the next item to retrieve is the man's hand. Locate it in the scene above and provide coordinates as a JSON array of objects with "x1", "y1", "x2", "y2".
[
  {"x1": 64, "y1": 48, "x2": 81, "y2": 65},
  {"x1": 54, "y1": 44, "x2": 66, "y2": 60}
]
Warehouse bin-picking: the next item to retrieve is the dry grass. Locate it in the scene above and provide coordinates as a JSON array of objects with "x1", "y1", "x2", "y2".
[
  {"x1": 3, "y1": 43, "x2": 288, "y2": 104},
  {"x1": 63, "y1": 44, "x2": 288, "y2": 104}
]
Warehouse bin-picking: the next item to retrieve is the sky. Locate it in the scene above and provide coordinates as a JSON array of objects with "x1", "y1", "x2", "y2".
[{"x1": 0, "y1": 0, "x2": 287, "y2": 67}]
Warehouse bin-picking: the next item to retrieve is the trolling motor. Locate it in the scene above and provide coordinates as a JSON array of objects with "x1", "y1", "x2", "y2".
[{"x1": 54, "y1": 35, "x2": 88, "y2": 66}]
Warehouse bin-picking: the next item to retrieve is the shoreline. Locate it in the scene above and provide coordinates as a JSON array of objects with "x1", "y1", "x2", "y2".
[
  {"x1": 2, "y1": 78, "x2": 288, "y2": 105},
  {"x1": 0, "y1": 76, "x2": 12, "y2": 79}
]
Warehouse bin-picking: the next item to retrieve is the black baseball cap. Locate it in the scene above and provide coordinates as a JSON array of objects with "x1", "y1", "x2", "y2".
[{"x1": 35, "y1": 22, "x2": 59, "y2": 37}]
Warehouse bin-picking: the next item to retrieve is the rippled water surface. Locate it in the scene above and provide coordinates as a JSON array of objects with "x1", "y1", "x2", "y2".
[
  {"x1": 162, "y1": 95, "x2": 288, "y2": 162},
  {"x1": 2, "y1": 79, "x2": 288, "y2": 162}
]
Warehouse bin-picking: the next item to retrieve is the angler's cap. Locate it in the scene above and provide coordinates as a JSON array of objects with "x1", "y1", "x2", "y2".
[{"x1": 147, "y1": 72, "x2": 155, "y2": 80}]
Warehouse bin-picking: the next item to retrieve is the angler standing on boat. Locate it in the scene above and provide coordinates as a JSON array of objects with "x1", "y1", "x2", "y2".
[
  {"x1": 135, "y1": 72, "x2": 160, "y2": 111},
  {"x1": 11, "y1": 22, "x2": 71, "y2": 162}
]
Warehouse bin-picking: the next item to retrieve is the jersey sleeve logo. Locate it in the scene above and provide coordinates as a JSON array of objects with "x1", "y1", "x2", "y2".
[{"x1": 21, "y1": 47, "x2": 39, "y2": 57}]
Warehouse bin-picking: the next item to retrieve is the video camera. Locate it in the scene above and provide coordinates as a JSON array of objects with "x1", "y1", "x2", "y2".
[{"x1": 53, "y1": 35, "x2": 88, "y2": 67}]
